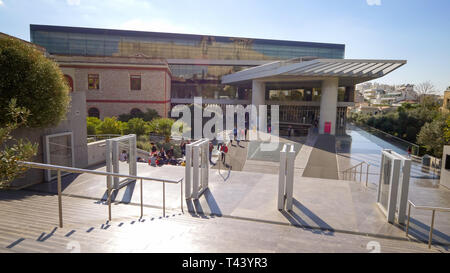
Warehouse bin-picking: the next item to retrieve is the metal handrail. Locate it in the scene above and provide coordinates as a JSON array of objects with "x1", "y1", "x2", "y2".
[
  {"x1": 18, "y1": 161, "x2": 184, "y2": 228},
  {"x1": 406, "y1": 200, "x2": 450, "y2": 249},
  {"x1": 350, "y1": 122, "x2": 420, "y2": 156},
  {"x1": 342, "y1": 161, "x2": 371, "y2": 187}
]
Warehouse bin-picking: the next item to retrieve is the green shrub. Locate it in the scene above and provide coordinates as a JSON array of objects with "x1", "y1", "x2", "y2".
[
  {"x1": 118, "y1": 108, "x2": 161, "y2": 122},
  {"x1": 123, "y1": 118, "x2": 149, "y2": 136},
  {"x1": 0, "y1": 37, "x2": 70, "y2": 128},
  {"x1": 86, "y1": 117, "x2": 101, "y2": 135},
  {"x1": 148, "y1": 118, "x2": 174, "y2": 142},
  {"x1": 96, "y1": 117, "x2": 124, "y2": 135},
  {"x1": 0, "y1": 99, "x2": 38, "y2": 188}
]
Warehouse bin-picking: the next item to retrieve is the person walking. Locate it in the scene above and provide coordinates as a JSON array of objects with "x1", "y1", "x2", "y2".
[
  {"x1": 220, "y1": 143, "x2": 228, "y2": 164},
  {"x1": 209, "y1": 142, "x2": 216, "y2": 166}
]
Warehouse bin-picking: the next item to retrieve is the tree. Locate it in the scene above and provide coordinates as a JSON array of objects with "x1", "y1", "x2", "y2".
[
  {"x1": 0, "y1": 37, "x2": 70, "y2": 128},
  {"x1": 414, "y1": 81, "x2": 437, "y2": 105},
  {"x1": 0, "y1": 99, "x2": 38, "y2": 188},
  {"x1": 417, "y1": 114, "x2": 449, "y2": 158}
]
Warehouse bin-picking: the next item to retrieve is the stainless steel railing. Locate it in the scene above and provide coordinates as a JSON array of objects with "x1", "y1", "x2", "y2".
[
  {"x1": 87, "y1": 134, "x2": 121, "y2": 143},
  {"x1": 405, "y1": 200, "x2": 450, "y2": 249},
  {"x1": 18, "y1": 161, "x2": 183, "y2": 228},
  {"x1": 350, "y1": 122, "x2": 420, "y2": 156},
  {"x1": 342, "y1": 161, "x2": 371, "y2": 187}
]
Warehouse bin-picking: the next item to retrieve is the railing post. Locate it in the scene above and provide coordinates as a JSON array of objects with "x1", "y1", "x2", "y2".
[
  {"x1": 428, "y1": 210, "x2": 436, "y2": 249},
  {"x1": 107, "y1": 175, "x2": 112, "y2": 221},
  {"x1": 366, "y1": 164, "x2": 370, "y2": 187},
  {"x1": 360, "y1": 163, "x2": 363, "y2": 182},
  {"x1": 140, "y1": 178, "x2": 143, "y2": 219},
  {"x1": 57, "y1": 170, "x2": 63, "y2": 228},
  {"x1": 406, "y1": 202, "x2": 411, "y2": 237},
  {"x1": 180, "y1": 179, "x2": 184, "y2": 213},
  {"x1": 163, "y1": 182, "x2": 166, "y2": 218}
]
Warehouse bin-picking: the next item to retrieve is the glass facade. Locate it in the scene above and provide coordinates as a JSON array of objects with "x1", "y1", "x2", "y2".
[
  {"x1": 30, "y1": 25, "x2": 345, "y2": 60},
  {"x1": 30, "y1": 25, "x2": 348, "y2": 125},
  {"x1": 267, "y1": 86, "x2": 354, "y2": 102}
]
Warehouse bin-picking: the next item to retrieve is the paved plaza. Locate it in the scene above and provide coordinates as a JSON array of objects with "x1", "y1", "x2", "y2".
[{"x1": 1, "y1": 126, "x2": 449, "y2": 252}]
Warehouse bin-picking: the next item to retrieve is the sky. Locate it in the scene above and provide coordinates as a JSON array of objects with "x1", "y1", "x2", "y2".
[{"x1": 0, "y1": 0, "x2": 449, "y2": 93}]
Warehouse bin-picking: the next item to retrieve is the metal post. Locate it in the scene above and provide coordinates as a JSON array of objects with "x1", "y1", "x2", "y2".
[
  {"x1": 163, "y1": 182, "x2": 166, "y2": 218},
  {"x1": 428, "y1": 210, "x2": 436, "y2": 249},
  {"x1": 57, "y1": 170, "x2": 63, "y2": 228},
  {"x1": 366, "y1": 164, "x2": 370, "y2": 187},
  {"x1": 107, "y1": 175, "x2": 112, "y2": 221},
  {"x1": 140, "y1": 178, "x2": 143, "y2": 219},
  {"x1": 406, "y1": 202, "x2": 411, "y2": 237},
  {"x1": 360, "y1": 163, "x2": 363, "y2": 182},
  {"x1": 181, "y1": 179, "x2": 184, "y2": 213}
]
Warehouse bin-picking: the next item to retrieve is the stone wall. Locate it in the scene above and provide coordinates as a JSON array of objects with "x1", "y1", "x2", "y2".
[
  {"x1": 10, "y1": 92, "x2": 88, "y2": 189},
  {"x1": 57, "y1": 55, "x2": 172, "y2": 119}
]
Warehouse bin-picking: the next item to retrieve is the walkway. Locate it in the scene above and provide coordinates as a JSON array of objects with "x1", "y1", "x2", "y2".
[
  {"x1": 302, "y1": 134, "x2": 339, "y2": 180},
  {"x1": 0, "y1": 190, "x2": 444, "y2": 253}
]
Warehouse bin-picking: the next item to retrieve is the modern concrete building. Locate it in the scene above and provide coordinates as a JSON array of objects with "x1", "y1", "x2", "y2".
[
  {"x1": 30, "y1": 24, "x2": 345, "y2": 120},
  {"x1": 30, "y1": 25, "x2": 407, "y2": 136},
  {"x1": 222, "y1": 58, "x2": 406, "y2": 135}
]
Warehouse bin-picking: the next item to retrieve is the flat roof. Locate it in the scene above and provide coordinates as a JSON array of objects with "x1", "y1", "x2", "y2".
[
  {"x1": 222, "y1": 58, "x2": 407, "y2": 86},
  {"x1": 30, "y1": 24, "x2": 345, "y2": 50}
]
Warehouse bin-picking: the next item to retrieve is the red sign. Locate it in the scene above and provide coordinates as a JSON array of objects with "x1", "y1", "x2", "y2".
[{"x1": 324, "y1": 122, "x2": 332, "y2": 134}]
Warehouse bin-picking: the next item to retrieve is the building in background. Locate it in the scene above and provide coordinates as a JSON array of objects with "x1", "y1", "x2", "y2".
[
  {"x1": 30, "y1": 24, "x2": 346, "y2": 121},
  {"x1": 54, "y1": 55, "x2": 171, "y2": 119},
  {"x1": 443, "y1": 87, "x2": 450, "y2": 113}
]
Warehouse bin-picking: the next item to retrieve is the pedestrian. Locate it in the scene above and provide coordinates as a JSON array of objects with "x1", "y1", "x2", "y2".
[
  {"x1": 209, "y1": 142, "x2": 215, "y2": 166},
  {"x1": 167, "y1": 146, "x2": 175, "y2": 158},
  {"x1": 180, "y1": 138, "x2": 186, "y2": 156},
  {"x1": 151, "y1": 143, "x2": 157, "y2": 154},
  {"x1": 120, "y1": 150, "x2": 127, "y2": 162},
  {"x1": 149, "y1": 153, "x2": 157, "y2": 167},
  {"x1": 220, "y1": 143, "x2": 228, "y2": 164}
]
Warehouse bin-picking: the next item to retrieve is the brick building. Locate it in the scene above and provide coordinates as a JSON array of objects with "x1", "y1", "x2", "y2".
[{"x1": 54, "y1": 55, "x2": 171, "y2": 119}]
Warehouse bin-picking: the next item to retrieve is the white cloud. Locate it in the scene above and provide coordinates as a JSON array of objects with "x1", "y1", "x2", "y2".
[
  {"x1": 366, "y1": 0, "x2": 381, "y2": 6},
  {"x1": 0, "y1": 0, "x2": 4, "y2": 6},
  {"x1": 67, "y1": 0, "x2": 81, "y2": 6}
]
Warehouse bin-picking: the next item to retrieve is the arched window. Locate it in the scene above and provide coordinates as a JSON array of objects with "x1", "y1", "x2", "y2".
[
  {"x1": 88, "y1": 107, "x2": 100, "y2": 119},
  {"x1": 130, "y1": 108, "x2": 143, "y2": 117},
  {"x1": 64, "y1": 75, "x2": 74, "y2": 92}
]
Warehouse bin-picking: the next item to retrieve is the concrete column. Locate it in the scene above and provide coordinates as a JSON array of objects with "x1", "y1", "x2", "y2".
[
  {"x1": 252, "y1": 80, "x2": 266, "y2": 108},
  {"x1": 319, "y1": 78, "x2": 339, "y2": 135},
  {"x1": 252, "y1": 80, "x2": 266, "y2": 131}
]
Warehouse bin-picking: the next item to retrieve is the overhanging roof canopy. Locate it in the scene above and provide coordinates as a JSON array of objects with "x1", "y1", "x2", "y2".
[{"x1": 222, "y1": 58, "x2": 406, "y2": 86}]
